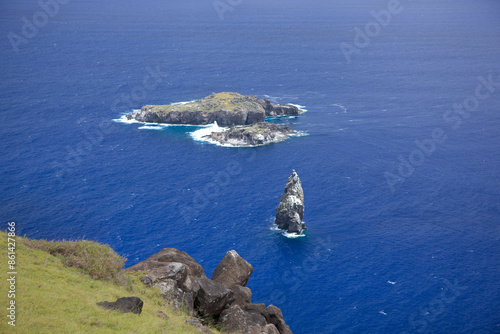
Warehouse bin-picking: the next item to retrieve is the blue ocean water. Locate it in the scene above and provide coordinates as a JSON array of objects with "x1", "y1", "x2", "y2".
[{"x1": 1, "y1": 0, "x2": 500, "y2": 333}]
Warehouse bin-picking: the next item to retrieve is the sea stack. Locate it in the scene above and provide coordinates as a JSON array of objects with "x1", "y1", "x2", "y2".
[{"x1": 275, "y1": 170, "x2": 306, "y2": 234}]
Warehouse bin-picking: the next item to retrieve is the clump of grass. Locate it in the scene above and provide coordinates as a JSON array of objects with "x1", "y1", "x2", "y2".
[{"x1": 23, "y1": 238, "x2": 125, "y2": 280}]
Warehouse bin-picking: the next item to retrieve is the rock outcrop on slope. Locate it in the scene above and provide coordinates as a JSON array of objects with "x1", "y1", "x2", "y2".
[
  {"x1": 97, "y1": 296, "x2": 144, "y2": 315},
  {"x1": 275, "y1": 170, "x2": 307, "y2": 235},
  {"x1": 126, "y1": 249, "x2": 292, "y2": 334},
  {"x1": 126, "y1": 92, "x2": 302, "y2": 127},
  {"x1": 204, "y1": 122, "x2": 301, "y2": 147}
]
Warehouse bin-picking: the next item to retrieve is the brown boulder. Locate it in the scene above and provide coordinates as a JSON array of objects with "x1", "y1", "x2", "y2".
[
  {"x1": 126, "y1": 248, "x2": 206, "y2": 278},
  {"x1": 194, "y1": 277, "x2": 235, "y2": 317},
  {"x1": 149, "y1": 262, "x2": 189, "y2": 284},
  {"x1": 212, "y1": 250, "x2": 253, "y2": 288},
  {"x1": 230, "y1": 284, "x2": 252, "y2": 306},
  {"x1": 155, "y1": 279, "x2": 194, "y2": 316},
  {"x1": 220, "y1": 305, "x2": 267, "y2": 333},
  {"x1": 263, "y1": 305, "x2": 292, "y2": 334}
]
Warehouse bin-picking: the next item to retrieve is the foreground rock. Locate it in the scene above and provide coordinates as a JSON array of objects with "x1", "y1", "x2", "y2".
[
  {"x1": 126, "y1": 248, "x2": 206, "y2": 278},
  {"x1": 97, "y1": 296, "x2": 143, "y2": 315},
  {"x1": 204, "y1": 122, "x2": 301, "y2": 147},
  {"x1": 275, "y1": 170, "x2": 307, "y2": 234},
  {"x1": 195, "y1": 276, "x2": 235, "y2": 317},
  {"x1": 212, "y1": 250, "x2": 253, "y2": 288},
  {"x1": 126, "y1": 92, "x2": 302, "y2": 127},
  {"x1": 127, "y1": 249, "x2": 292, "y2": 333}
]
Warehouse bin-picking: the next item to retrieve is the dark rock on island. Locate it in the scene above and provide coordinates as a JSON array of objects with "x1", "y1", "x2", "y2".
[
  {"x1": 204, "y1": 122, "x2": 301, "y2": 147},
  {"x1": 126, "y1": 249, "x2": 292, "y2": 334},
  {"x1": 126, "y1": 92, "x2": 302, "y2": 127},
  {"x1": 275, "y1": 170, "x2": 307, "y2": 235}
]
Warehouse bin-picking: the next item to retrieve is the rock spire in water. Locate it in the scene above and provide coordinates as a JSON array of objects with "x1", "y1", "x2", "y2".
[{"x1": 274, "y1": 170, "x2": 306, "y2": 234}]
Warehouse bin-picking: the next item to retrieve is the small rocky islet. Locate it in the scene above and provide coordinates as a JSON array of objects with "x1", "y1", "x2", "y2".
[
  {"x1": 126, "y1": 92, "x2": 305, "y2": 146},
  {"x1": 275, "y1": 170, "x2": 307, "y2": 235}
]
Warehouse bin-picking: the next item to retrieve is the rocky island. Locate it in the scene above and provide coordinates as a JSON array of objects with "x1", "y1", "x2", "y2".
[
  {"x1": 275, "y1": 170, "x2": 307, "y2": 235},
  {"x1": 126, "y1": 92, "x2": 305, "y2": 146}
]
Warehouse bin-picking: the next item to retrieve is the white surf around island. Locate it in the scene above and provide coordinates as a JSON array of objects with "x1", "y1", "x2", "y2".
[
  {"x1": 113, "y1": 114, "x2": 172, "y2": 130},
  {"x1": 113, "y1": 111, "x2": 214, "y2": 129},
  {"x1": 112, "y1": 112, "x2": 142, "y2": 125},
  {"x1": 288, "y1": 103, "x2": 308, "y2": 113},
  {"x1": 189, "y1": 122, "x2": 232, "y2": 146},
  {"x1": 138, "y1": 125, "x2": 170, "y2": 130},
  {"x1": 270, "y1": 223, "x2": 306, "y2": 238}
]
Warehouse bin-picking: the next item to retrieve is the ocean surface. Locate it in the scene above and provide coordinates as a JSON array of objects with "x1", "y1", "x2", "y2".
[{"x1": 1, "y1": 0, "x2": 500, "y2": 333}]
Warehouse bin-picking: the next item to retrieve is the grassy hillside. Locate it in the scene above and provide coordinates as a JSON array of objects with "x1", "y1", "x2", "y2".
[{"x1": 0, "y1": 231, "x2": 219, "y2": 334}]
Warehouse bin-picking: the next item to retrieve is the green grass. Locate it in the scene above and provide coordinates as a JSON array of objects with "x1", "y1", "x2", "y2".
[{"x1": 0, "y1": 231, "x2": 220, "y2": 334}]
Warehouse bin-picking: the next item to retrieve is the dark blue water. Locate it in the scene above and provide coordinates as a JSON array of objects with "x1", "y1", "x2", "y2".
[{"x1": 1, "y1": 0, "x2": 500, "y2": 333}]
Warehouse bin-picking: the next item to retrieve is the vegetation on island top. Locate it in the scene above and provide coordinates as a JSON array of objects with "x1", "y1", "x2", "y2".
[
  {"x1": 145, "y1": 92, "x2": 264, "y2": 114},
  {"x1": 0, "y1": 231, "x2": 220, "y2": 334}
]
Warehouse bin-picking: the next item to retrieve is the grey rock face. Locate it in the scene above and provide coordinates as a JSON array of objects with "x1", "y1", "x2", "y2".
[{"x1": 275, "y1": 170, "x2": 306, "y2": 234}]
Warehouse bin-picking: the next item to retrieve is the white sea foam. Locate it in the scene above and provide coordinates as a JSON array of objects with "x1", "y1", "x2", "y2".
[
  {"x1": 138, "y1": 125, "x2": 169, "y2": 130},
  {"x1": 331, "y1": 103, "x2": 347, "y2": 114},
  {"x1": 113, "y1": 112, "x2": 208, "y2": 128},
  {"x1": 283, "y1": 231, "x2": 306, "y2": 238},
  {"x1": 270, "y1": 223, "x2": 306, "y2": 238},
  {"x1": 189, "y1": 122, "x2": 229, "y2": 145},
  {"x1": 171, "y1": 99, "x2": 198, "y2": 105},
  {"x1": 262, "y1": 94, "x2": 299, "y2": 103},
  {"x1": 288, "y1": 103, "x2": 308, "y2": 113},
  {"x1": 112, "y1": 112, "x2": 142, "y2": 124},
  {"x1": 288, "y1": 131, "x2": 308, "y2": 137}
]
